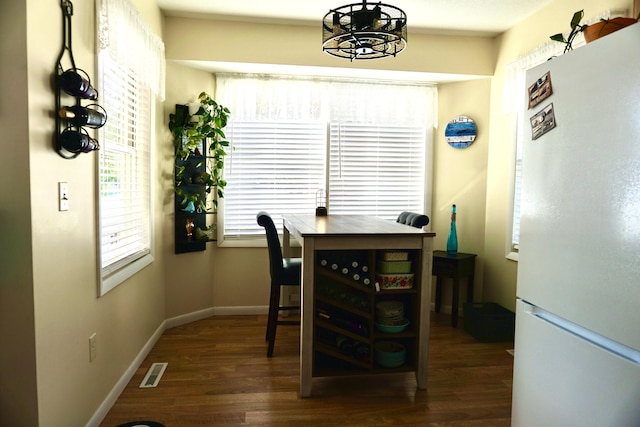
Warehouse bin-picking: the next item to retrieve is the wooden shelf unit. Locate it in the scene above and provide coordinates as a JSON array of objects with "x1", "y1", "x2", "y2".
[{"x1": 312, "y1": 248, "x2": 424, "y2": 377}]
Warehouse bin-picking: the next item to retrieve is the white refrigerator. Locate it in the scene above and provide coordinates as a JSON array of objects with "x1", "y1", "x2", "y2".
[{"x1": 511, "y1": 24, "x2": 640, "y2": 426}]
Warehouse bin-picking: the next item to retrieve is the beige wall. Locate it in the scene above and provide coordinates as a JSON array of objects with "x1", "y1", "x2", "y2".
[
  {"x1": 1, "y1": 0, "x2": 166, "y2": 425},
  {"x1": 164, "y1": 17, "x2": 496, "y2": 78},
  {"x1": 484, "y1": 0, "x2": 631, "y2": 311},
  {"x1": 0, "y1": 1, "x2": 38, "y2": 425},
  {"x1": 163, "y1": 62, "x2": 219, "y2": 317},
  {"x1": 434, "y1": 78, "x2": 491, "y2": 304},
  {"x1": 1, "y1": 0, "x2": 634, "y2": 425}
]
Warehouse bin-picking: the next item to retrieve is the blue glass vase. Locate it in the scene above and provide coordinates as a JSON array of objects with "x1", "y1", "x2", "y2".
[{"x1": 446, "y1": 204, "x2": 458, "y2": 255}]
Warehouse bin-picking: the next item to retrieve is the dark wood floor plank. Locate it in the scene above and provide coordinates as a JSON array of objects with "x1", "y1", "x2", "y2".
[{"x1": 100, "y1": 312, "x2": 513, "y2": 426}]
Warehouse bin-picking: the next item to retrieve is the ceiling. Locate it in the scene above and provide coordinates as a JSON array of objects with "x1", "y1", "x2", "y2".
[{"x1": 157, "y1": 0, "x2": 553, "y2": 82}]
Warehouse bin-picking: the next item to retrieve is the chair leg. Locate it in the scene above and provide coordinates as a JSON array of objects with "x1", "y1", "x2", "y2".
[
  {"x1": 266, "y1": 288, "x2": 275, "y2": 340},
  {"x1": 266, "y1": 283, "x2": 281, "y2": 357}
]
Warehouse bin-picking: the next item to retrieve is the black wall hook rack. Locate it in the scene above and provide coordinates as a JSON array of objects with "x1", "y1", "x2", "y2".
[{"x1": 54, "y1": 0, "x2": 106, "y2": 159}]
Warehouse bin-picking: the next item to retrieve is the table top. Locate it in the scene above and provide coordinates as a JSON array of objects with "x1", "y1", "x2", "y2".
[
  {"x1": 283, "y1": 214, "x2": 436, "y2": 238},
  {"x1": 433, "y1": 250, "x2": 477, "y2": 260}
]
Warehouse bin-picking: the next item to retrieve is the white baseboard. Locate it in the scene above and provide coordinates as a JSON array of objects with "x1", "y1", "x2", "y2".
[
  {"x1": 86, "y1": 319, "x2": 166, "y2": 427},
  {"x1": 165, "y1": 305, "x2": 268, "y2": 329},
  {"x1": 88, "y1": 305, "x2": 269, "y2": 426}
]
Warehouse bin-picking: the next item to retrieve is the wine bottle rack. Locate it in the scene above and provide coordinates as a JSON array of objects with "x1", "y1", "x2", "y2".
[
  {"x1": 312, "y1": 249, "x2": 421, "y2": 377},
  {"x1": 54, "y1": 0, "x2": 106, "y2": 159}
]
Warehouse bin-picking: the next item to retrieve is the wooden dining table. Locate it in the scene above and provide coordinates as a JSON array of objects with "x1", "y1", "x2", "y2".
[{"x1": 282, "y1": 214, "x2": 435, "y2": 397}]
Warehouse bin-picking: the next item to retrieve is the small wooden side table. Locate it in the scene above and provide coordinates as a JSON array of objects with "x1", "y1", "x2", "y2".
[{"x1": 432, "y1": 250, "x2": 477, "y2": 327}]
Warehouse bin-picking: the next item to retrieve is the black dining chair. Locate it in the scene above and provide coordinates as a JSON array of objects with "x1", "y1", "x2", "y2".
[
  {"x1": 396, "y1": 211, "x2": 430, "y2": 228},
  {"x1": 256, "y1": 211, "x2": 302, "y2": 357}
]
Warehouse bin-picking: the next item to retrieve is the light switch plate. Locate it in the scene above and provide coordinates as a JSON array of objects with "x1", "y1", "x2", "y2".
[{"x1": 59, "y1": 182, "x2": 69, "y2": 211}]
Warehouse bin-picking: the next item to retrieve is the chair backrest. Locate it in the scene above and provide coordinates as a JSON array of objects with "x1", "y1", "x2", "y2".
[
  {"x1": 396, "y1": 211, "x2": 430, "y2": 229},
  {"x1": 256, "y1": 211, "x2": 284, "y2": 278}
]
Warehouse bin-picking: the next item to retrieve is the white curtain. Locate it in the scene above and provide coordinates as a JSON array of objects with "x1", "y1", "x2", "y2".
[
  {"x1": 96, "y1": 0, "x2": 166, "y2": 100},
  {"x1": 216, "y1": 74, "x2": 437, "y2": 127}
]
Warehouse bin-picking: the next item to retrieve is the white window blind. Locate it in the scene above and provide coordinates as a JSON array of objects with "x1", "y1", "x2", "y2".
[
  {"x1": 216, "y1": 74, "x2": 435, "y2": 242},
  {"x1": 97, "y1": 52, "x2": 153, "y2": 294},
  {"x1": 96, "y1": 0, "x2": 164, "y2": 294},
  {"x1": 223, "y1": 121, "x2": 327, "y2": 238},
  {"x1": 328, "y1": 122, "x2": 426, "y2": 219}
]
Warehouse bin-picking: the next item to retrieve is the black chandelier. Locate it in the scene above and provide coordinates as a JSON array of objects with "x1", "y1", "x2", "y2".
[{"x1": 322, "y1": 0, "x2": 407, "y2": 61}]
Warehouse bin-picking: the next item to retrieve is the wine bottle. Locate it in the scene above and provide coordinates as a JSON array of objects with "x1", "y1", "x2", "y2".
[
  {"x1": 354, "y1": 343, "x2": 371, "y2": 362},
  {"x1": 446, "y1": 204, "x2": 458, "y2": 255},
  {"x1": 59, "y1": 69, "x2": 98, "y2": 100},
  {"x1": 60, "y1": 129, "x2": 99, "y2": 153},
  {"x1": 59, "y1": 105, "x2": 106, "y2": 128},
  {"x1": 336, "y1": 335, "x2": 355, "y2": 356}
]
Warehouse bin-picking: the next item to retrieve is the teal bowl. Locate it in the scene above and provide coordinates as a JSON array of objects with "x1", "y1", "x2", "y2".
[
  {"x1": 375, "y1": 319, "x2": 410, "y2": 334},
  {"x1": 374, "y1": 341, "x2": 406, "y2": 368}
]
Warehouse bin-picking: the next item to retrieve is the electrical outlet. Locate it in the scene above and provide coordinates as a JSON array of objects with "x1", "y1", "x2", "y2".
[{"x1": 89, "y1": 333, "x2": 97, "y2": 362}]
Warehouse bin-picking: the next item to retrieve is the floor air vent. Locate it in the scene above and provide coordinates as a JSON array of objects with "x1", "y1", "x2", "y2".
[{"x1": 139, "y1": 362, "x2": 168, "y2": 388}]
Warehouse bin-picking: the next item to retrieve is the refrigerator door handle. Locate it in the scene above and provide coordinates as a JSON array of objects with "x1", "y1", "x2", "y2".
[{"x1": 521, "y1": 300, "x2": 640, "y2": 366}]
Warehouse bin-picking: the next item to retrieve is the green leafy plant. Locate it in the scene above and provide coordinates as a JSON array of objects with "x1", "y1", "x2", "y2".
[
  {"x1": 550, "y1": 10, "x2": 587, "y2": 53},
  {"x1": 551, "y1": 10, "x2": 640, "y2": 53},
  {"x1": 169, "y1": 92, "x2": 231, "y2": 211}
]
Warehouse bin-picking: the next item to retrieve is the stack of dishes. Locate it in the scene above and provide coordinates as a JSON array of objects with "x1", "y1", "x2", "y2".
[
  {"x1": 376, "y1": 252, "x2": 413, "y2": 290},
  {"x1": 375, "y1": 301, "x2": 409, "y2": 333}
]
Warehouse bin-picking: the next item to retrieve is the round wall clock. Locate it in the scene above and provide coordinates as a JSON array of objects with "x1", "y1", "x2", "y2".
[{"x1": 445, "y1": 115, "x2": 477, "y2": 149}]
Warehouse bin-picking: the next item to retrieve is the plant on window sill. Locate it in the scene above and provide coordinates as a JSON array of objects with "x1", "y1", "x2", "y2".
[{"x1": 169, "y1": 92, "x2": 230, "y2": 212}]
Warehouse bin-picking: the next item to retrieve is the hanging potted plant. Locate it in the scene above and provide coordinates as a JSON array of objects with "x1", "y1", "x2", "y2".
[{"x1": 168, "y1": 92, "x2": 230, "y2": 212}]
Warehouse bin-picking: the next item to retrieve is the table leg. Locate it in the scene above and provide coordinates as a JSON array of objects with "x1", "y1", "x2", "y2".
[
  {"x1": 299, "y1": 239, "x2": 315, "y2": 397},
  {"x1": 283, "y1": 226, "x2": 291, "y2": 258},
  {"x1": 452, "y1": 279, "x2": 460, "y2": 328}
]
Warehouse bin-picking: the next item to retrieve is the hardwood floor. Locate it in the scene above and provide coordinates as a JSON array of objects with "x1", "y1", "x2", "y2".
[{"x1": 100, "y1": 312, "x2": 514, "y2": 426}]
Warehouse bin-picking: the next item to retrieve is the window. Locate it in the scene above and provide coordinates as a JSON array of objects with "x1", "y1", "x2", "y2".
[
  {"x1": 97, "y1": 53, "x2": 153, "y2": 294},
  {"x1": 96, "y1": 0, "x2": 165, "y2": 295},
  {"x1": 328, "y1": 122, "x2": 426, "y2": 217},
  {"x1": 503, "y1": 9, "x2": 621, "y2": 261},
  {"x1": 223, "y1": 120, "x2": 327, "y2": 238},
  {"x1": 504, "y1": 42, "x2": 565, "y2": 261},
  {"x1": 217, "y1": 75, "x2": 436, "y2": 242}
]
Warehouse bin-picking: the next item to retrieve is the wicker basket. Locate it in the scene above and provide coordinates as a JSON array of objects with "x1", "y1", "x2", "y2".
[{"x1": 380, "y1": 251, "x2": 409, "y2": 261}]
